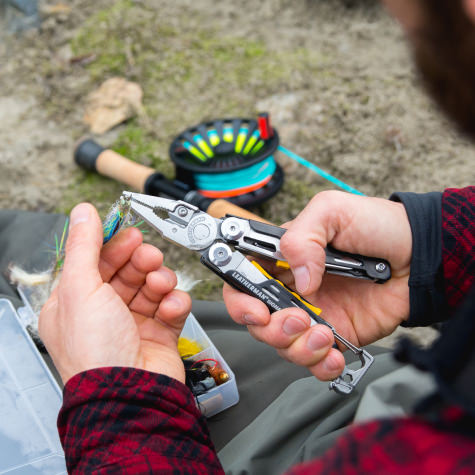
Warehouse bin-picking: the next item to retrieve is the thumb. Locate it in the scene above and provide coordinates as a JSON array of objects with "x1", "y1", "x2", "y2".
[
  {"x1": 61, "y1": 203, "x2": 103, "y2": 296},
  {"x1": 280, "y1": 191, "x2": 348, "y2": 295},
  {"x1": 280, "y1": 225, "x2": 327, "y2": 295}
]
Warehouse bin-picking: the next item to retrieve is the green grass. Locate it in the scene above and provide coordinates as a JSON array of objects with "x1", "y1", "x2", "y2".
[
  {"x1": 112, "y1": 122, "x2": 172, "y2": 172},
  {"x1": 57, "y1": 171, "x2": 125, "y2": 216},
  {"x1": 64, "y1": 1, "x2": 324, "y2": 220},
  {"x1": 70, "y1": 2, "x2": 323, "y2": 121},
  {"x1": 60, "y1": 1, "x2": 328, "y2": 301}
]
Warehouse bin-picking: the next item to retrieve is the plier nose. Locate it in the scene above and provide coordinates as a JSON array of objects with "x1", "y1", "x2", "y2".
[
  {"x1": 123, "y1": 191, "x2": 220, "y2": 251},
  {"x1": 124, "y1": 191, "x2": 189, "y2": 215}
]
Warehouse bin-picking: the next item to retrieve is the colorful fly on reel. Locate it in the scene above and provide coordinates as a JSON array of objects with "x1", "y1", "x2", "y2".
[{"x1": 169, "y1": 113, "x2": 284, "y2": 208}]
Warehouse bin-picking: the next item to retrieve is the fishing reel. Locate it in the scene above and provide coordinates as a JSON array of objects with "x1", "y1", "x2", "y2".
[{"x1": 169, "y1": 114, "x2": 284, "y2": 208}]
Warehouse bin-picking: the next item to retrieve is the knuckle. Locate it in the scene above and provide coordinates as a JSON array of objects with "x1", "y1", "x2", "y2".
[
  {"x1": 280, "y1": 231, "x2": 300, "y2": 257},
  {"x1": 313, "y1": 189, "x2": 340, "y2": 205},
  {"x1": 280, "y1": 345, "x2": 318, "y2": 367}
]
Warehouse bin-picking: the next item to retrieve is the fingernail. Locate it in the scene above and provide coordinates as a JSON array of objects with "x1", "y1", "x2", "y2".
[
  {"x1": 244, "y1": 314, "x2": 260, "y2": 325},
  {"x1": 294, "y1": 266, "x2": 310, "y2": 294},
  {"x1": 306, "y1": 329, "x2": 331, "y2": 352},
  {"x1": 283, "y1": 316, "x2": 308, "y2": 336},
  {"x1": 70, "y1": 204, "x2": 90, "y2": 228}
]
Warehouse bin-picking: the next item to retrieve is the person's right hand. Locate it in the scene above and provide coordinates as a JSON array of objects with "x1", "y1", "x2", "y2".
[{"x1": 223, "y1": 190, "x2": 412, "y2": 382}]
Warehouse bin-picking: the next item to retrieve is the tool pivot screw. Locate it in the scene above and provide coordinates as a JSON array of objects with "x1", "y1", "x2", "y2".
[
  {"x1": 177, "y1": 207, "x2": 188, "y2": 217},
  {"x1": 209, "y1": 243, "x2": 232, "y2": 266},
  {"x1": 375, "y1": 263, "x2": 386, "y2": 273},
  {"x1": 221, "y1": 219, "x2": 243, "y2": 240}
]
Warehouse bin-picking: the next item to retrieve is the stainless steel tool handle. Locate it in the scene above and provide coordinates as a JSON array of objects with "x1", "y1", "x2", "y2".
[{"x1": 244, "y1": 219, "x2": 391, "y2": 283}]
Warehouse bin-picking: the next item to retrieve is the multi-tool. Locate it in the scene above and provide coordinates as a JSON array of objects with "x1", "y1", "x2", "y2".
[{"x1": 123, "y1": 191, "x2": 392, "y2": 394}]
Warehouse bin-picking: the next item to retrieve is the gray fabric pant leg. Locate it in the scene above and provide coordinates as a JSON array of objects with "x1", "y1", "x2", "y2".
[
  {"x1": 0, "y1": 209, "x2": 67, "y2": 306},
  {"x1": 0, "y1": 210, "x2": 68, "y2": 381},
  {"x1": 192, "y1": 301, "x2": 435, "y2": 475}
]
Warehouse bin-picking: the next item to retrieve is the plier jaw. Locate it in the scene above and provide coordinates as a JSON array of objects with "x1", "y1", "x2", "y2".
[{"x1": 123, "y1": 191, "x2": 220, "y2": 251}]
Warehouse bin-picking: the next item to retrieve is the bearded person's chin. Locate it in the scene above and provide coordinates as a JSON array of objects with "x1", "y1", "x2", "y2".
[{"x1": 411, "y1": 3, "x2": 475, "y2": 141}]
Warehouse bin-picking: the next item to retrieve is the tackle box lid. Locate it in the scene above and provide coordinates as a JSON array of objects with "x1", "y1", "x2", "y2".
[{"x1": 0, "y1": 298, "x2": 66, "y2": 474}]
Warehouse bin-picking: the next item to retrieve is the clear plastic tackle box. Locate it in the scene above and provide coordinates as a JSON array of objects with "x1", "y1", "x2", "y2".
[
  {"x1": 180, "y1": 313, "x2": 239, "y2": 418},
  {"x1": 17, "y1": 285, "x2": 239, "y2": 418},
  {"x1": 0, "y1": 294, "x2": 238, "y2": 473},
  {"x1": 0, "y1": 298, "x2": 66, "y2": 474}
]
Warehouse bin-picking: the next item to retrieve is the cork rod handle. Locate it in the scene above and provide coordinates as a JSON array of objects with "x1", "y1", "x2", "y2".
[
  {"x1": 74, "y1": 139, "x2": 271, "y2": 222},
  {"x1": 207, "y1": 199, "x2": 270, "y2": 223}
]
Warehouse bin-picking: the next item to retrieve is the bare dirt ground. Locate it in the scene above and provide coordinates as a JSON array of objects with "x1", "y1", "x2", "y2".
[{"x1": 1, "y1": 0, "x2": 473, "y2": 347}]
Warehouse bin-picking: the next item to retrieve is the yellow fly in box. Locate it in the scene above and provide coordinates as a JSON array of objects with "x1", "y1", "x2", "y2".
[{"x1": 178, "y1": 313, "x2": 239, "y2": 418}]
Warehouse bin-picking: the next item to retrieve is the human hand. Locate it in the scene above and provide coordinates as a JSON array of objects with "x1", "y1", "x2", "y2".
[
  {"x1": 39, "y1": 203, "x2": 191, "y2": 385},
  {"x1": 223, "y1": 190, "x2": 412, "y2": 381}
]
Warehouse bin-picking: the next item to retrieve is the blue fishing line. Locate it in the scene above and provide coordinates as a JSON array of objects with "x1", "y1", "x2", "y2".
[
  {"x1": 277, "y1": 145, "x2": 365, "y2": 196},
  {"x1": 194, "y1": 156, "x2": 276, "y2": 191}
]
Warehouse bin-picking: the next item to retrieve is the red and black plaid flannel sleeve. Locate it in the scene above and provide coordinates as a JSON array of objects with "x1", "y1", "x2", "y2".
[
  {"x1": 58, "y1": 367, "x2": 224, "y2": 474},
  {"x1": 287, "y1": 409, "x2": 475, "y2": 475},
  {"x1": 441, "y1": 186, "x2": 475, "y2": 308}
]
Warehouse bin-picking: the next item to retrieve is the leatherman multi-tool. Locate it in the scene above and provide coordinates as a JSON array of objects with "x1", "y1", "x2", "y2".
[{"x1": 123, "y1": 191, "x2": 392, "y2": 394}]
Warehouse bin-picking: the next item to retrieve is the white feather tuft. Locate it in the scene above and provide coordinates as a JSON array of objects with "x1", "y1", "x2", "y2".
[
  {"x1": 8, "y1": 265, "x2": 52, "y2": 286},
  {"x1": 175, "y1": 271, "x2": 201, "y2": 292}
]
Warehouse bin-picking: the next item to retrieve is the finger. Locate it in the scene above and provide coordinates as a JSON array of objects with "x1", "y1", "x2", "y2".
[
  {"x1": 99, "y1": 227, "x2": 143, "y2": 282},
  {"x1": 129, "y1": 267, "x2": 177, "y2": 317},
  {"x1": 110, "y1": 243, "x2": 164, "y2": 304},
  {"x1": 155, "y1": 290, "x2": 192, "y2": 333},
  {"x1": 276, "y1": 323, "x2": 335, "y2": 367},
  {"x1": 222, "y1": 283, "x2": 271, "y2": 325},
  {"x1": 43, "y1": 285, "x2": 59, "y2": 309},
  {"x1": 135, "y1": 290, "x2": 192, "y2": 350},
  {"x1": 250, "y1": 257, "x2": 296, "y2": 287},
  {"x1": 267, "y1": 267, "x2": 296, "y2": 287},
  {"x1": 279, "y1": 191, "x2": 358, "y2": 296},
  {"x1": 308, "y1": 348, "x2": 346, "y2": 381},
  {"x1": 247, "y1": 307, "x2": 312, "y2": 349},
  {"x1": 61, "y1": 203, "x2": 103, "y2": 297},
  {"x1": 280, "y1": 229, "x2": 327, "y2": 297}
]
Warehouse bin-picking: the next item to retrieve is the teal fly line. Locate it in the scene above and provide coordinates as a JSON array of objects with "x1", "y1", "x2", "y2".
[
  {"x1": 170, "y1": 115, "x2": 364, "y2": 199},
  {"x1": 278, "y1": 145, "x2": 365, "y2": 196}
]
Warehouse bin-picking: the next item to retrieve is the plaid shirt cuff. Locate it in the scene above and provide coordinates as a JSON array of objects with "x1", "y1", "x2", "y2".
[
  {"x1": 441, "y1": 187, "x2": 475, "y2": 310},
  {"x1": 58, "y1": 367, "x2": 223, "y2": 474}
]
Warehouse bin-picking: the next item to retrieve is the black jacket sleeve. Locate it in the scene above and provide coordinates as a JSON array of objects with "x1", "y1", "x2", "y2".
[{"x1": 390, "y1": 192, "x2": 449, "y2": 327}]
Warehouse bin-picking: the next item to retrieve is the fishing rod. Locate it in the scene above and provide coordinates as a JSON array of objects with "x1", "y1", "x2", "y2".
[
  {"x1": 74, "y1": 138, "x2": 275, "y2": 223},
  {"x1": 74, "y1": 115, "x2": 386, "y2": 283},
  {"x1": 75, "y1": 112, "x2": 363, "y2": 221}
]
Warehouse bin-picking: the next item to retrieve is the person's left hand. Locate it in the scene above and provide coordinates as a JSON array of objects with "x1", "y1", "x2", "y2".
[{"x1": 39, "y1": 203, "x2": 191, "y2": 385}]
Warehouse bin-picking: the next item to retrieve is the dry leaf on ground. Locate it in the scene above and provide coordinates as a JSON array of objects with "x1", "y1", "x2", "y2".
[{"x1": 83, "y1": 77, "x2": 143, "y2": 134}]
